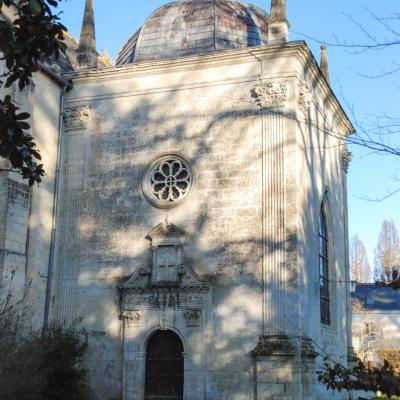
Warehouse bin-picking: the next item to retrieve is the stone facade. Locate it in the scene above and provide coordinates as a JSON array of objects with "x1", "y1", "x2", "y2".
[{"x1": 0, "y1": 2, "x2": 355, "y2": 399}]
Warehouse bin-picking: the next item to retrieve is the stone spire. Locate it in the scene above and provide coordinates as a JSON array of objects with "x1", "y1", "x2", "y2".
[
  {"x1": 77, "y1": 0, "x2": 97, "y2": 68},
  {"x1": 267, "y1": 0, "x2": 289, "y2": 44},
  {"x1": 320, "y1": 45, "x2": 330, "y2": 83}
]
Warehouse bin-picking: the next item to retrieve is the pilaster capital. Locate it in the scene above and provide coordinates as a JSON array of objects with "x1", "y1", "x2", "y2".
[
  {"x1": 254, "y1": 80, "x2": 288, "y2": 110},
  {"x1": 63, "y1": 105, "x2": 90, "y2": 130}
]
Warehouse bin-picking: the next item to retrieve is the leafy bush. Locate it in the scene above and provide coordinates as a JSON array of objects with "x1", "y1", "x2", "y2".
[
  {"x1": 318, "y1": 358, "x2": 400, "y2": 397},
  {"x1": 0, "y1": 275, "x2": 91, "y2": 400},
  {"x1": 377, "y1": 349, "x2": 400, "y2": 375},
  {"x1": 0, "y1": 324, "x2": 92, "y2": 400}
]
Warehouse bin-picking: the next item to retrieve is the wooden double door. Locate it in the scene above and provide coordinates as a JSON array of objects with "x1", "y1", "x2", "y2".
[{"x1": 145, "y1": 330, "x2": 184, "y2": 400}]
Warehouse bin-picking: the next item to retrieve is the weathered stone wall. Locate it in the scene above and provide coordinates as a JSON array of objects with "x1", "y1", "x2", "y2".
[
  {"x1": 55, "y1": 69, "x2": 264, "y2": 399},
  {"x1": 50, "y1": 44, "x2": 352, "y2": 399},
  {"x1": 0, "y1": 179, "x2": 31, "y2": 292},
  {"x1": 295, "y1": 67, "x2": 351, "y2": 399},
  {"x1": 0, "y1": 68, "x2": 62, "y2": 327},
  {"x1": 0, "y1": 61, "x2": 32, "y2": 300},
  {"x1": 24, "y1": 71, "x2": 62, "y2": 328}
]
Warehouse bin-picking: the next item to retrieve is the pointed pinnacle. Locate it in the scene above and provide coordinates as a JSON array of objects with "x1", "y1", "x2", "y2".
[
  {"x1": 320, "y1": 45, "x2": 330, "y2": 83},
  {"x1": 268, "y1": 0, "x2": 289, "y2": 25},
  {"x1": 79, "y1": 0, "x2": 96, "y2": 52}
]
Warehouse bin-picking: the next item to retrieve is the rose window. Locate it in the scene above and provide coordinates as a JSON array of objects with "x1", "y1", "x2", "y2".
[{"x1": 144, "y1": 156, "x2": 192, "y2": 208}]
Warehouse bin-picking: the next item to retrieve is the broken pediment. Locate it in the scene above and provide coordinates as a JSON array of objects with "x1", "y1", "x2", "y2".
[{"x1": 119, "y1": 221, "x2": 207, "y2": 290}]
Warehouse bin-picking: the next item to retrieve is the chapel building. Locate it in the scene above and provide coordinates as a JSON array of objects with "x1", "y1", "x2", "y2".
[{"x1": 0, "y1": 1, "x2": 355, "y2": 399}]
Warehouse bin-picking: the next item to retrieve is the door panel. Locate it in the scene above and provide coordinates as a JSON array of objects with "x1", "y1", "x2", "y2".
[{"x1": 145, "y1": 330, "x2": 184, "y2": 400}]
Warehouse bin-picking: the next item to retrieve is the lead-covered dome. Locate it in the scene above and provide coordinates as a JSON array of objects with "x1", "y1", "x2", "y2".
[{"x1": 116, "y1": 0, "x2": 268, "y2": 65}]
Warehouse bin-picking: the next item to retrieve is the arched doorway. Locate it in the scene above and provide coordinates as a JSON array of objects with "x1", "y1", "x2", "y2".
[{"x1": 145, "y1": 330, "x2": 184, "y2": 400}]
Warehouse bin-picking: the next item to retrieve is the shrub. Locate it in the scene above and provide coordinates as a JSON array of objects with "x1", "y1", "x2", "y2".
[
  {"x1": 377, "y1": 349, "x2": 400, "y2": 375},
  {"x1": 0, "y1": 275, "x2": 91, "y2": 400},
  {"x1": 0, "y1": 324, "x2": 91, "y2": 400}
]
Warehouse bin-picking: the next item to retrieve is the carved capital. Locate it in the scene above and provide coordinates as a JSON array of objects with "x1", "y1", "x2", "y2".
[
  {"x1": 254, "y1": 81, "x2": 288, "y2": 109},
  {"x1": 184, "y1": 309, "x2": 201, "y2": 327},
  {"x1": 297, "y1": 80, "x2": 313, "y2": 113},
  {"x1": 63, "y1": 105, "x2": 90, "y2": 129}
]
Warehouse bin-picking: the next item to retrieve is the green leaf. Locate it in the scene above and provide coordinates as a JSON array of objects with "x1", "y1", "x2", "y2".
[
  {"x1": 5, "y1": 74, "x2": 18, "y2": 88},
  {"x1": 17, "y1": 121, "x2": 30, "y2": 130},
  {"x1": 30, "y1": 0, "x2": 42, "y2": 16},
  {"x1": 16, "y1": 112, "x2": 30, "y2": 120}
]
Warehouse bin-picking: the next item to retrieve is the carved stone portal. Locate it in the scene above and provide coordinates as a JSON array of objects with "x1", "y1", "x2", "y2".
[{"x1": 119, "y1": 221, "x2": 209, "y2": 400}]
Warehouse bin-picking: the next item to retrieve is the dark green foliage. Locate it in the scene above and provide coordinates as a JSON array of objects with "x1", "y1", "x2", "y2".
[
  {"x1": 0, "y1": 0, "x2": 66, "y2": 185},
  {"x1": 318, "y1": 358, "x2": 400, "y2": 397},
  {"x1": 0, "y1": 324, "x2": 91, "y2": 400},
  {"x1": 39, "y1": 325, "x2": 91, "y2": 400},
  {"x1": 0, "y1": 95, "x2": 44, "y2": 185},
  {"x1": 0, "y1": 0, "x2": 66, "y2": 90}
]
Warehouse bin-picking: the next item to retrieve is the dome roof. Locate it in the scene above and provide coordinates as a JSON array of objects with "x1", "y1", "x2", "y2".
[{"x1": 116, "y1": 0, "x2": 268, "y2": 65}]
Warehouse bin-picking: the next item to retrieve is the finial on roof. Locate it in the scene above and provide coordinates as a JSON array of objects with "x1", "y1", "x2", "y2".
[
  {"x1": 77, "y1": 0, "x2": 98, "y2": 68},
  {"x1": 268, "y1": 0, "x2": 289, "y2": 44},
  {"x1": 320, "y1": 45, "x2": 330, "y2": 83}
]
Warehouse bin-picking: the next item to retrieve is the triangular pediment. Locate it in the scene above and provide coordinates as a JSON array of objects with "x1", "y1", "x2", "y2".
[{"x1": 145, "y1": 222, "x2": 186, "y2": 242}]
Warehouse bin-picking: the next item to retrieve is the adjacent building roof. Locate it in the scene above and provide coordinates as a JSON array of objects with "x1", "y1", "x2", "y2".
[
  {"x1": 351, "y1": 283, "x2": 400, "y2": 311},
  {"x1": 116, "y1": 0, "x2": 269, "y2": 65}
]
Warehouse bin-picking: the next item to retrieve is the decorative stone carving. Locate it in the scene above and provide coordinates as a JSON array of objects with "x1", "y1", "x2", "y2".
[
  {"x1": 149, "y1": 221, "x2": 186, "y2": 284},
  {"x1": 123, "y1": 292, "x2": 208, "y2": 309},
  {"x1": 119, "y1": 220, "x2": 209, "y2": 303},
  {"x1": 341, "y1": 147, "x2": 352, "y2": 173},
  {"x1": 254, "y1": 81, "x2": 288, "y2": 109},
  {"x1": 298, "y1": 80, "x2": 313, "y2": 113},
  {"x1": 184, "y1": 309, "x2": 201, "y2": 326},
  {"x1": 63, "y1": 105, "x2": 90, "y2": 129},
  {"x1": 159, "y1": 309, "x2": 168, "y2": 330},
  {"x1": 143, "y1": 155, "x2": 192, "y2": 209},
  {"x1": 251, "y1": 334, "x2": 295, "y2": 357},
  {"x1": 120, "y1": 310, "x2": 143, "y2": 322},
  {"x1": 146, "y1": 220, "x2": 185, "y2": 242},
  {"x1": 119, "y1": 221, "x2": 210, "y2": 400}
]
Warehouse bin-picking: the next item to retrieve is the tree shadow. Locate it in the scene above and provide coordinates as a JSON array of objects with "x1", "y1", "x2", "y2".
[{"x1": 24, "y1": 42, "x2": 355, "y2": 399}]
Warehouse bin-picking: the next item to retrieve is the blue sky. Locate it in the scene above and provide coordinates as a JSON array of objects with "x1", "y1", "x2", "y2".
[{"x1": 57, "y1": 0, "x2": 400, "y2": 268}]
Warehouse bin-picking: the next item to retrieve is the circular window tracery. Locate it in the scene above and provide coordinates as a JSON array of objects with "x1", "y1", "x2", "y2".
[{"x1": 143, "y1": 155, "x2": 192, "y2": 208}]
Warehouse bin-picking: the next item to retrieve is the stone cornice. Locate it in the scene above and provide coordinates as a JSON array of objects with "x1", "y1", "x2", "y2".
[
  {"x1": 252, "y1": 335, "x2": 296, "y2": 357},
  {"x1": 294, "y1": 47, "x2": 355, "y2": 137},
  {"x1": 63, "y1": 41, "x2": 354, "y2": 137},
  {"x1": 63, "y1": 41, "x2": 305, "y2": 82}
]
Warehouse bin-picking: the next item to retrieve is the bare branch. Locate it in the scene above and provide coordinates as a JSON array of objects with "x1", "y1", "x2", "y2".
[{"x1": 355, "y1": 187, "x2": 400, "y2": 202}]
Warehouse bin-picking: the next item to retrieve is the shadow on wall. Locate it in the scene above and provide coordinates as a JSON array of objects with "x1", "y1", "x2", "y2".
[{"x1": 46, "y1": 51, "x2": 349, "y2": 399}]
